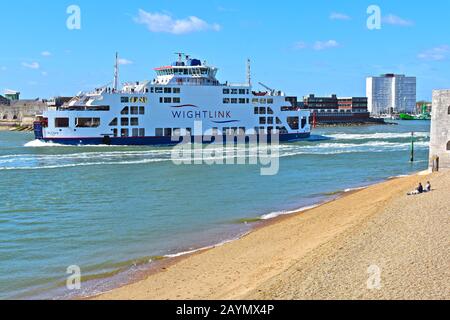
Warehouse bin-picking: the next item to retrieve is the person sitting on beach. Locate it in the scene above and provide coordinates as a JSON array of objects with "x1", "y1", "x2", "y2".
[
  {"x1": 408, "y1": 183, "x2": 424, "y2": 195},
  {"x1": 425, "y1": 181, "x2": 432, "y2": 192}
]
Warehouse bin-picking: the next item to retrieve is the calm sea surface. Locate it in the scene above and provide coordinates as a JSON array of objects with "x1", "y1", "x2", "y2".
[{"x1": 0, "y1": 121, "x2": 430, "y2": 299}]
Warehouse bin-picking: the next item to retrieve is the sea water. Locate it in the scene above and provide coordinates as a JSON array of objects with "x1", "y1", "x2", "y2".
[{"x1": 0, "y1": 121, "x2": 430, "y2": 299}]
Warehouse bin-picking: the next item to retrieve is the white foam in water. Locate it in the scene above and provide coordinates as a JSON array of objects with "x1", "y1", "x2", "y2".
[
  {"x1": 24, "y1": 140, "x2": 66, "y2": 148},
  {"x1": 260, "y1": 204, "x2": 320, "y2": 220},
  {"x1": 328, "y1": 132, "x2": 429, "y2": 140},
  {"x1": 163, "y1": 236, "x2": 248, "y2": 259}
]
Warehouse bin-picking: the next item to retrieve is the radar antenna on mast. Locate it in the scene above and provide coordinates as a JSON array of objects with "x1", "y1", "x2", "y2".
[{"x1": 174, "y1": 52, "x2": 186, "y2": 63}]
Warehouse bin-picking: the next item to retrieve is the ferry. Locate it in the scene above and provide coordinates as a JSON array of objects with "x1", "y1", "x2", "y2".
[{"x1": 33, "y1": 54, "x2": 311, "y2": 145}]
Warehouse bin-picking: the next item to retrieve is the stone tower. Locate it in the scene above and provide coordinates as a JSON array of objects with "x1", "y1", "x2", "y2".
[{"x1": 429, "y1": 90, "x2": 450, "y2": 171}]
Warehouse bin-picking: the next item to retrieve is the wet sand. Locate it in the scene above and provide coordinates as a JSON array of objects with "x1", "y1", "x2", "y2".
[{"x1": 95, "y1": 170, "x2": 449, "y2": 300}]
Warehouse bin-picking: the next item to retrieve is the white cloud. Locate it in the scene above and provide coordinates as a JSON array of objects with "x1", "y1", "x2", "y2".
[
  {"x1": 418, "y1": 45, "x2": 450, "y2": 61},
  {"x1": 294, "y1": 41, "x2": 308, "y2": 50},
  {"x1": 41, "y1": 51, "x2": 52, "y2": 57},
  {"x1": 330, "y1": 12, "x2": 351, "y2": 20},
  {"x1": 134, "y1": 9, "x2": 221, "y2": 34},
  {"x1": 313, "y1": 40, "x2": 340, "y2": 51},
  {"x1": 382, "y1": 14, "x2": 414, "y2": 27},
  {"x1": 22, "y1": 62, "x2": 40, "y2": 69},
  {"x1": 118, "y1": 58, "x2": 133, "y2": 65},
  {"x1": 41, "y1": 71, "x2": 48, "y2": 76}
]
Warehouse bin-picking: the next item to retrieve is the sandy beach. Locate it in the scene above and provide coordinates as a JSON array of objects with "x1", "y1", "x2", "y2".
[{"x1": 96, "y1": 171, "x2": 449, "y2": 300}]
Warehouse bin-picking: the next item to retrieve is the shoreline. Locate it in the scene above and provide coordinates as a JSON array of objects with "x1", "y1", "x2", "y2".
[{"x1": 89, "y1": 169, "x2": 445, "y2": 300}]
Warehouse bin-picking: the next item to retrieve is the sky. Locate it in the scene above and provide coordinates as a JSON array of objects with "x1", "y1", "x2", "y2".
[{"x1": 1, "y1": 0, "x2": 450, "y2": 100}]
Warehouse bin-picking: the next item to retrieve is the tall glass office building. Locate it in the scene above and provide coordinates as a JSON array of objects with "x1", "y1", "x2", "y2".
[{"x1": 366, "y1": 74, "x2": 416, "y2": 115}]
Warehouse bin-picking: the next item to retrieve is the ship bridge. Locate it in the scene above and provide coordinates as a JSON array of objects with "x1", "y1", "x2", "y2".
[{"x1": 152, "y1": 54, "x2": 220, "y2": 86}]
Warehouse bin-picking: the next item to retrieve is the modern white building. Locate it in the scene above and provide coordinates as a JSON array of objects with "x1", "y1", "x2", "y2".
[{"x1": 366, "y1": 74, "x2": 416, "y2": 115}]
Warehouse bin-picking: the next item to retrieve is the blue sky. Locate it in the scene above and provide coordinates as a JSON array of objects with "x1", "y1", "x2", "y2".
[{"x1": 1, "y1": 0, "x2": 450, "y2": 100}]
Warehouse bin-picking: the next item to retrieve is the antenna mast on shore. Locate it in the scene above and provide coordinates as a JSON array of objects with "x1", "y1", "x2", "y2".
[{"x1": 113, "y1": 52, "x2": 119, "y2": 91}]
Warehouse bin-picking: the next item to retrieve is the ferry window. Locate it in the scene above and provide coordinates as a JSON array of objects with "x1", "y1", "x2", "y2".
[
  {"x1": 287, "y1": 117, "x2": 299, "y2": 130},
  {"x1": 447, "y1": 141, "x2": 450, "y2": 150},
  {"x1": 130, "y1": 97, "x2": 139, "y2": 103},
  {"x1": 109, "y1": 118, "x2": 118, "y2": 126},
  {"x1": 239, "y1": 98, "x2": 246, "y2": 104},
  {"x1": 121, "y1": 118, "x2": 129, "y2": 126},
  {"x1": 139, "y1": 97, "x2": 147, "y2": 103},
  {"x1": 130, "y1": 107, "x2": 139, "y2": 115},
  {"x1": 121, "y1": 107, "x2": 129, "y2": 115},
  {"x1": 173, "y1": 88, "x2": 181, "y2": 94},
  {"x1": 276, "y1": 117, "x2": 282, "y2": 124},
  {"x1": 132, "y1": 128, "x2": 139, "y2": 137},
  {"x1": 267, "y1": 99, "x2": 274, "y2": 104},
  {"x1": 55, "y1": 118, "x2": 69, "y2": 128},
  {"x1": 139, "y1": 107, "x2": 145, "y2": 115},
  {"x1": 259, "y1": 107, "x2": 266, "y2": 114},
  {"x1": 246, "y1": 99, "x2": 250, "y2": 104},
  {"x1": 155, "y1": 87, "x2": 163, "y2": 93},
  {"x1": 139, "y1": 128, "x2": 145, "y2": 137},
  {"x1": 267, "y1": 117, "x2": 274, "y2": 125},
  {"x1": 87, "y1": 105, "x2": 110, "y2": 111},
  {"x1": 164, "y1": 97, "x2": 172, "y2": 103},
  {"x1": 164, "y1": 88, "x2": 172, "y2": 94},
  {"x1": 254, "y1": 107, "x2": 259, "y2": 114},
  {"x1": 231, "y1": 98, "x2": 238, "y2": 104},
  {"x1": 246, "y1": 89, "x2": 250, "y2": 95},
  {"x1": 301, "y1": 118, "x2": 307, "y2": 129},
  {"x1": 76, "y1": 118, "x2": 100, "y2": 128},
  {"x1": 448, "y1": 106, "x2": 450, "y2": 114},
  {"x1": 239, "y1": 127, "x2": 246, "y2": 135},
  {"x1": 239, "y1": 89, "x2": 246, "y2": 95},
  {"x1": 160, "y1": 97, "x2": 163, "y2": 103},
  {"x1": 260, "y1": 99, "x2": 267, "y2": 104},
  {"x1": 164, "y1": 128, "x2": 172, "y2": 137},
  {"x1": 223, "y1": 127, "x2": 229, "y2": 134},
  {"x1": 121, "y1": 97, "x2": 129, "y2": 103},
  {"x1": 223, "y1": 98, "x2": 230, "y2": 104},
  {"x1": 173, "y1": 97, "x2": 181, "y2": 104},
  {"x1": 145, "y1": 88, "x2": 149, "y2": 93},
  {"x1": 259, "y1": 117, "x2": 266, "y2": 125},
  {"x1": 155, "y1": 128, "x2": 164, "y2": 136},
  {"x1": 231, "y1": 89, "x2": 238, "y2": 95},
  {"x1": 252, "y1": 98, "x2": 259, "y2": 104},
  {"x1": 121, "y1": 129, "x2": 129, "y2": 137},
  {"x1": 112, "y1": 128, "x2": 118, "y2": 137},
  {"x1": 131, "y1": 118, "x2": 139, "y2": 126},
  {"x1": 267, "y1": 107, "x2": 274, "y2": 115}
]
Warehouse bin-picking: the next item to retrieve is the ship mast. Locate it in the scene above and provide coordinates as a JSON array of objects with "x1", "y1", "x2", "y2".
[
  {"x1": 113, "y1": 52, "x2": 119, "y2": 91},
  {"x1": 246, "y1": 58, "x2": 252, "y2": 87}
]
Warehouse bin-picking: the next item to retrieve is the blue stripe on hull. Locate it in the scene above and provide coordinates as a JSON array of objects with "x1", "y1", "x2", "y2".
[{"x1": 40, "y1": 133, "x2": 311, "y2": 146}]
